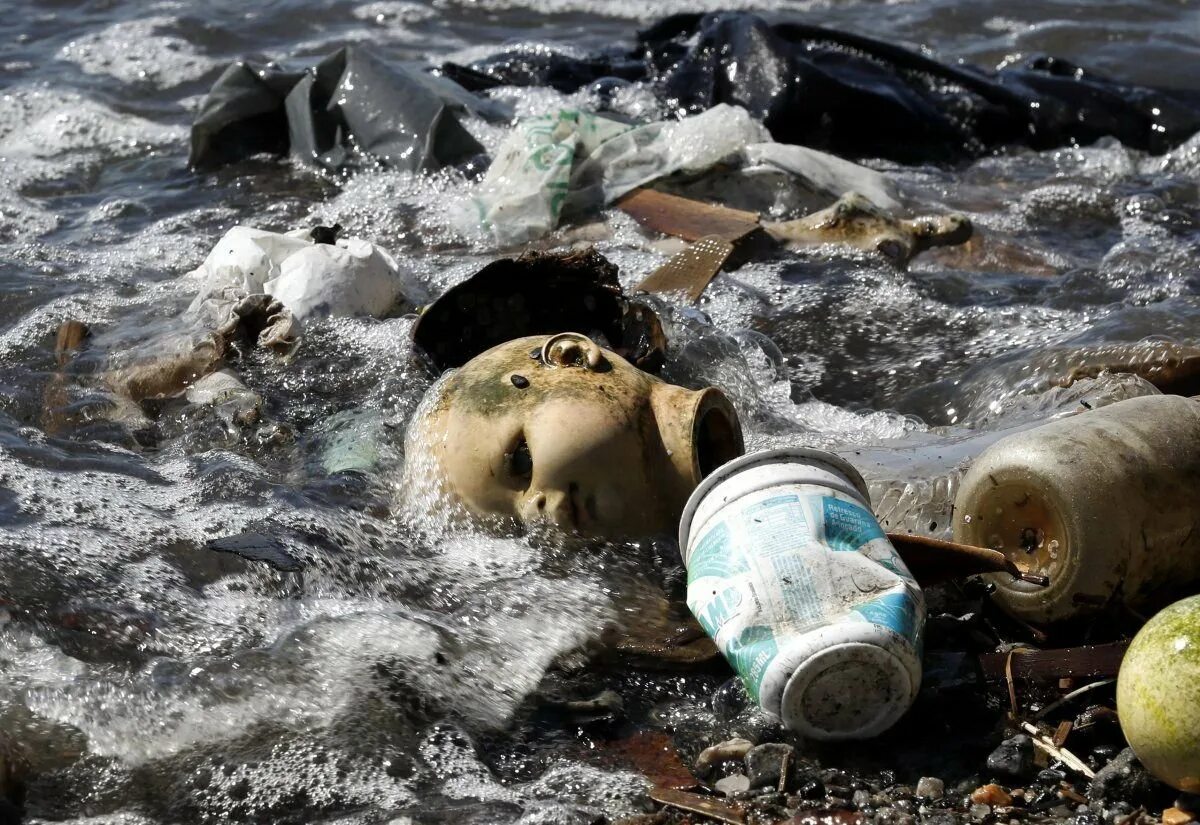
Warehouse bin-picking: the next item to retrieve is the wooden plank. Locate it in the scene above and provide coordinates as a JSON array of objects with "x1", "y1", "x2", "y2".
[
  {"x1": 616, "y1": 188, "x2": 760, "y2": 243},
  {"x1": 979, "y1": 642, "x2": 1128, "y2": 682},
  {"x1": 636, "y1": 235, "x2": 734, "y2": 302}
]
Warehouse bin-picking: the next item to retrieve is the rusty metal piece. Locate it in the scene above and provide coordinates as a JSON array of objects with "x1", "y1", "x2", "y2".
[
  {"x1": 608, "y1": 732, "x2": 699, "y2": 791},
  {"x1": 650, "y1": 787, "x2": 747, "y2": 824},
  {"x1": 636, "y1": 235, "x2": 735, "y2": 302},
  {"x1": 617, "y1": 188, "x2": 761, "y2": 243},
  {"x1": 887, "y1": 532, "x2": 1049, "y2": 588}
]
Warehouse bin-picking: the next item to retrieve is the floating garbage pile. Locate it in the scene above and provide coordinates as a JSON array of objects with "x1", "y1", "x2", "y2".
[{"x1": 4, "y1": 4, "x2": 1200, "y2": 825}]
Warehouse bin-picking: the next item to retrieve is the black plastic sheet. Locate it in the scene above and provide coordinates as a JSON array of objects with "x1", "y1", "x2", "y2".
[
  {"x1": 190, "y1": 46, "x2": 491, "y2": 172},
  {"x1": 449, "y1": 11, "x2": 1200, "y2": 164}
]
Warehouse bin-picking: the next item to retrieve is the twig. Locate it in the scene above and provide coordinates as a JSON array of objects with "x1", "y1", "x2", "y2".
[
  {"x1": 1020, "y1": 721, "x2": 1096, "y2": 779},
  {"x1": 1005, "y1": 647, "x2": 1035, "y2": 718}
]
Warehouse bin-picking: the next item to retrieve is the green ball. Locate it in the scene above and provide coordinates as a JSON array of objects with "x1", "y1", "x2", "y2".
[{"x1": 1117, "y1": 594, "x2": 1200, "y2": 792}]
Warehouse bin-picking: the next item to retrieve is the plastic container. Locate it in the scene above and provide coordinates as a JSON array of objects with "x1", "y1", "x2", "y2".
[
  {"x1": 953, "y1": 394, "x2": 1200, "y2": 623},
  {"x1": 679, "y1": 448, "x2": 925, "y2": 740}
]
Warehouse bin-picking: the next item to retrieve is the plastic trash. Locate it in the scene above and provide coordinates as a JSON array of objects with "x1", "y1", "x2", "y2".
[
  {"x1": 1117, "y1": 594, "x2": 1200, "y2": 792},
  {"x1": 318, "y1": 409, "x2": 385, "y2": 476},
  {"x1": 953, "y1": 394, "x2": 1200, "y2": 623},
  {"x1": 678, "y1": 448, "x2": 925, "y2": 740},
  {"x1": 454, "y1": 11, "x2": 1200, "y2": 162},
  {"x1": 190, "y1": 46, "x2": 500, "y2": 172},
  {"x1": 460, "y1": 104, "x2": 908, "y2": 244},
  {"x1": 187, "y1": 226, "x2": 408, "y2": 322}
]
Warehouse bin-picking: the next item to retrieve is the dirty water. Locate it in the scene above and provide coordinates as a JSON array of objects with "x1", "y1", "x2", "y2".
[{"x1": 1, "y1": 0, "x2": 1199, "y2": 823}]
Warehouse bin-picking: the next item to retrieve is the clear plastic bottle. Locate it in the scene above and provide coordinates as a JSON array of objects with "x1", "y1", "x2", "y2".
[{"x1": 953, "y1": 394, "x2": 1200, "y2": 623}]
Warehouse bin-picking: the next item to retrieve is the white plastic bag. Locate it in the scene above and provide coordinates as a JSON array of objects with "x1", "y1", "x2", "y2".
[
  {"x1": 460, "y1": 103, "x2": 898, "y2": 244},
  {"x1": 186, "y1": 227, "x2": 407, "y2": 321},
  {"x1": 264, "y1": 238, "x2": 403, "y2": 320},
  {"x1": 741, "y1": 143, "x2": 899, "y2": 211}
]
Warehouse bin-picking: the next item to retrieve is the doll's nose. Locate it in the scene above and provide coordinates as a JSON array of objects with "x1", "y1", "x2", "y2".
[
  {"x1": 518, "y1": 489, "x2": 577, "y2": 530},
  {"x1": 541, "y1": 332, "x2": 605, "y2": 371}
]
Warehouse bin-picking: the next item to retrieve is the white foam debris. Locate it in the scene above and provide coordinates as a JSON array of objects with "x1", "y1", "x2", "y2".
[{"x1": 57, "y1": 16, "x2": 220, "y2": 88}]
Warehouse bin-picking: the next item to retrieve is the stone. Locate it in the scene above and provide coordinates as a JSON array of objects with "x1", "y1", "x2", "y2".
[
  {"x1": 797, "y1": 777, "x2": 827, "y2": 800},
  {"x1": 987, "y1": 735, "x2": 1036, "y2": 780},
  {"x1": 1088, "y1": 748, "x2": 1161, "y2": 806},
  {"x1": 715, "y1": 773, "x2": 751, "y2": 797},
  {"x1": 971, "y1": 784, "x2": 1014, "y2": 807},
  {"x1": 1164, "y1": 808, "x2": 1196, "y2": 825},
  {"x1": 695, "y1": 737, "x2": 754, "y2": 775},
  {"x1": 854, "y1": 790, "x2": 874, "y2": 808},
  {"x1": 745, "y1": 743, "x2": 798, "y2": 791},
  {"x1": 969, "y1": 804, "x2": 992, "y2": 820},
  {"x1": 917, "y1": 777, "x2": 946, "y2": 800}
]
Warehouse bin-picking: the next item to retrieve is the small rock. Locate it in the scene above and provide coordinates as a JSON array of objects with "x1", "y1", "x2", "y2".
[
  {"x1": 715, "y1": 773, "x2": 751, "y2": 797},
  {"x1": 987, "y1": 735, "x2": 1036, "y2": 780},
  {"x1": 797, "y1": 777, "x2": 826, "y2": 800},
  {"x1": 745, "y1": 742, "x2": 797, "y2": 790},
  {"x1": 853, "y1": 789, "x2": 873, "y2": 808},
  {"x1": 1088, "y1": 748, "x2": 1160, "y2": 805},
  {"x1": 1038, "y1": 769, "x2": 1068, "y2": 785},
  {"x1": 917, "y1": 777, "x2": 946, "y2": 800},
  {"x1": 695, "y1": 737, "x2": 754, "y2": 775},
  {"x1": 969, "y1": 804, "x2": 992, "y2": 820},
  {"x1": 972, "y1": 784, "x2": 1014, "y2": 807},
  {"x1": 1164, "y1": 808, "x2": 1196, "y2": 825}
]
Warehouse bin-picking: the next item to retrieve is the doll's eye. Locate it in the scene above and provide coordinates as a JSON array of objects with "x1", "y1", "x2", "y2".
[{"x1": 507, "y1": 437, "x2": 533, "y2": 480}]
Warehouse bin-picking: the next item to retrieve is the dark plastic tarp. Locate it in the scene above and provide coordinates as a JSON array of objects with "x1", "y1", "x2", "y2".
[
  {"x1": 190, "y1": 46, "x2": 497, "y2": 172},
  {"x1": 445, "y1": 11, "x2": 1200, "y2": 164}
]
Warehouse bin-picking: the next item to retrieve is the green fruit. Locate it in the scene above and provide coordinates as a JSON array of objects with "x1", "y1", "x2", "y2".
[{"x1": 1117, "y1": 594, "x2": 1200, "y2": 792}]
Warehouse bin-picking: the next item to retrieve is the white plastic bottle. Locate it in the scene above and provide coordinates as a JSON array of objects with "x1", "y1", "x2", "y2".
[{"x1": 953, "y1": 394, "x2": 1200, "y2": 623}]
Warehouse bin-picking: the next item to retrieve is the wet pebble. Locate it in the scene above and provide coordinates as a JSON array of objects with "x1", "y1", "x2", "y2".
[
  {"x1": 1088, "y1": 748, "x2": 1159, "y2": 805},
  {"x1": 988, "y1": 735, "x2": 1035, "y2": 780},
  {"x1": 854, "y1": 789, "x2": 873, "y2": 808},
  {"x1": 695, "y1": 737, "x2": 753, "y2": 775},
  {"x1": 745, "y1": 742, "x2": 798, "y2": 790},
  {"x1": 798, "y1": 777, "x2": 827, "y2": 800},
  {"x1": 970, "y1": 804, "x2": 992, "y2": 820},
  {"x1": 918, "y1": 777, "x2": 947, "y2": 800},
  {"x1": 716, "y1": 773, "x2": 751, "y2": 797},
  {"x1": 1164, "y1": 809, "x2": 1197, "y2": 825}
]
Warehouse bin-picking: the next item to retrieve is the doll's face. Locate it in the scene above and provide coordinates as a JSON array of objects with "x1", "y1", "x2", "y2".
[{"x1": 408, "y1": 334, "x2": 741, "y2": 537}]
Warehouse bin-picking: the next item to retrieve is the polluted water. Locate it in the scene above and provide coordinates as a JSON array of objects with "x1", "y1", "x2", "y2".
[{"x1": 2, "y1": 0, "x2": 1200, "y2": 823}]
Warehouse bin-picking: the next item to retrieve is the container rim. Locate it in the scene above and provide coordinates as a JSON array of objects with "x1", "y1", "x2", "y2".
[{"x1": 678, "y1": 447, "x2": 873, "y2": 550}]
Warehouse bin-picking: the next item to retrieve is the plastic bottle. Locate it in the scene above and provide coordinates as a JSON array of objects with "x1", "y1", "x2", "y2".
[
  {"x1": 678, "y1": 448, "x2": 924, "y2": 741},
  {"x1": 953, "y1": 394, "x2": 1200, "y2": 623}
]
